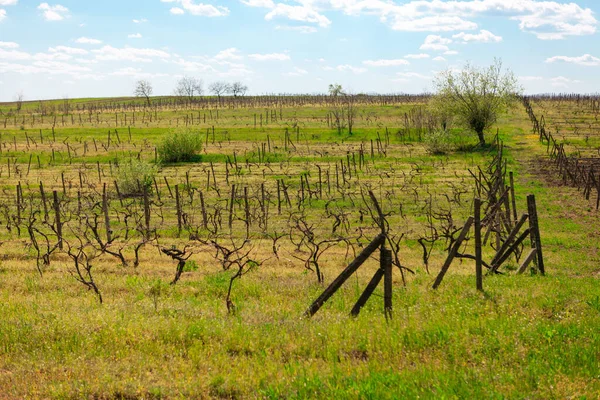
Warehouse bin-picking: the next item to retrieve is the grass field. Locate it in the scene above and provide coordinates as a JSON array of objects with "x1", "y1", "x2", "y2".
[{"x1": 0, "y1": 96, "x2": 599, "y2": 399}]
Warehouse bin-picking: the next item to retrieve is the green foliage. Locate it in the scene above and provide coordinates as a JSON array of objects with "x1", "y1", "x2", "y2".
[
  {"x1": 158, "y1": 129, "x2": 202, "y2": 163},
  {"x1": 115, "y1": 158, "x2": 157, "y2": 197},
  {"x1": 423, "y1": 129, "x2": 453, "y2": 155},
  {"x1": 430, "y1": 59, "x2": 522, "y2": 145},
  {"x1": 183, "y1": 260, "x2": 199, "y2": 273}
]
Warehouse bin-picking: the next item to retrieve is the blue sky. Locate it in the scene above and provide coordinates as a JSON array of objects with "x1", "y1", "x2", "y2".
[{"x1": 0, "y1": 0, "x2": 599, "y2": 101}]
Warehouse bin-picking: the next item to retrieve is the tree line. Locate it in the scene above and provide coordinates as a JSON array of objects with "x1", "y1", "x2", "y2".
[{"x1": 134, "y1": 77, "x2": 248, "y2": 106}]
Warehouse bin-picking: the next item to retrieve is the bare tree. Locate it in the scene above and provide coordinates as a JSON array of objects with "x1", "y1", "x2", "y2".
[
  {"x1": 14, "y1": 91, "x2": 24, "y2": 113},
  {"x1": 229, "y1": 81, "x2": 248, "y2": 97},
  {"x1": 62, "y1": 95, "x2": 71, "y2": 115},
  {"x1": 174, "y1": 76, "x2": 203, "y2": 101},
  {"x1": 209, "y1": 81, "x2": 230, "y2": 103},
  {"x1": 134, "y1": 80, "x2": 153, "y2": 106}
]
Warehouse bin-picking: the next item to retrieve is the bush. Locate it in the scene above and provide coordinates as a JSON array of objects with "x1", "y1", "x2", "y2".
[
  {"x1": 423, "y1": 129, "x2": 453, "y2": 155},
  {"x1": 115, "y1": 158, "x2": 157, "y2": 197},
  {"x1": 158, "y1": 129, "x2": 202, "y2": 163}
]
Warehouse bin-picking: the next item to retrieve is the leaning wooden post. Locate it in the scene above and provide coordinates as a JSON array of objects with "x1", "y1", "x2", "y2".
[
  {"x1": 432, "y1": 216, "x2": 474, "y2": 289},
  {"x1": 350, "y1": 268, "x2": 384, "y2": 317},
  {"x1": 305, "y1": 234, "x2": 385, "y2": 317},
  {"x1": 527, "y1": 195, "x2": 545, "y2": 275},
  {"x1": 474, "y1": 198, "x2": 483, "y2": 291},
  {"x1": 53, "y1": 190, "x2": 63, "y2": 250}
]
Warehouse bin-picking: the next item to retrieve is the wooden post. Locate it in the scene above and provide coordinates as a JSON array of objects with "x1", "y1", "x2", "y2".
[
  {"x1": 509, "y1": 172, "x2": 518, "y2": 223},
  {"x1": 474, "y1": 198, "x2": 483, "y2": 291},
  {"x1": 527, "y1": 195, "x2": 545, "y2": 275},
  {"x1": 350, "y1": 269, "x2": 384, "y2": 317},
  {"x1": 143, "y1": 184, "x2": 150, "y2": 239},
  {"x1": 383, "y1": 248, "x2": 393, "y2": 319},
  {"x1": 228, "y1": 184, "x2": 235, "y2": 230},
  {"x1": 432, "y1": 217, "x2": 474, "y2": 289},
  {"x1": 102, "y1": 183, "x2": 112, "y2": 242},
  {"x1": 517, "y1": 249, "x2": 537, "y2": 275},
  {"x1": 53, "y1": 191, "x2": 63, "y2": 249},
  {"x1": 305, "y1": 234, "x2": 386, "y2": 317},
  {"x1": 490, "y1": 213, "x2": 529, "y2": 266},
  {"x1": 40, "y1": 181, "x2": 48, "y2": 221},
  {"x1": 175, "y1": 184, "x2": 182, "y2": 236},
  {"x1": 200, "y1": 191, "x2": 208, "y2": 229}
]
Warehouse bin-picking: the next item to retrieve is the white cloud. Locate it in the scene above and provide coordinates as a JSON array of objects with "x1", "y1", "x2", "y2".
[
  {"x1": 275, "y1": 25, "x2": 317, "y2": 33},
  {"x1": 214, "y1": 47, "x2": 242, "y2": 60},
  {"x1": 453, "y1": 30, "x2": 502, "y2": 43},
  {"x1": 161, "y1": 0, "x2": 229, "y2": 17},
  {"x1": 248, "y1": 52, "x2": 290, "y2": 61},
  {"x1": 241, "y1": 0, "x2": 595, "y2": 40},
  {"x1": 133, "y1": 18, "x2": 148, "y2": 23},
  {"x1": 92, "y1": 46, "x2": 171, "y2": 62},
  {"x1": 405, "y1": 53, "x2": 429, "y2": 59},
  {"x1": 444, "y1": 50, "x2": 459, "y2": 55},
  {"x1": 38, "y1": 3, "x2": 69, "y2": 21},
  {"x1": 111, "y1": 67, "x2": 168, "y2": 79},
  {"x1": 242, "y1": 0, "x2": 274, "y2": 7},
  {"x1": 128, "y1": 33, "x2": 143, "y2": 38},
  {"x1": 336, "y1": 64, "x2": 367, "y2": 74},
  {"x1": 0, "y1": 48, "x2": 31, "y2": 61},
  {"x1": 420, "y1": 35, "x2": 452, "y2": 52},
  {"x1": 49, "y1": 46, "x2": 88, "y2": 55},
  {"x1": 283, "y1": 66, "x2": 307, "y2": 76},
  {"x1": 546, "y1": 54, "x2": 600, "y2": 67},
  {"x1": 551, "y1": 76, "x2": 582, "y2": 88},
  {"x1": 0, "y1": 0, "x2": 17, "y2": 18},
  {"x1": 172, "y1": 57, "x2": 216, "y2": 72},
  {"x1": 433, "y1": 56, "x2": 446, "y2": 62},
  {"x1": 0, "y1": 41, "x2": 19, "y2": 49},
  {"x1": 0, "y1": 60, "x2": 93, "y2": 77},
  {"x1": 76, "y1": 37, "x2": 102, "y2": 45},
  {"x1": 363, "y1": 59, "x2": 409, "y2": 67},
  {"x1": 265, "y1": 4, "x2": 330, "y2": 27},
  {"x1": 396, "y1": 72, "x2": 430, "y2": 79}
]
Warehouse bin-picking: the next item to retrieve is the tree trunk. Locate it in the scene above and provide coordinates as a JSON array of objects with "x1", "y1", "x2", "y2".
[{"x1": 477, "y1": 129, "x2": 485, "y2": 145}]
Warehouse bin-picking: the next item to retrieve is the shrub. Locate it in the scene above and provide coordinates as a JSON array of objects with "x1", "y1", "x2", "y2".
[
  {"x1": 423, "y1": 129, "x2": 453, "y2": 155},
  {"x1": 158, "y1": 129, "x2": 202, "y2": 163},
  {"x1": 115, "y1": 158, "x2": 157, "y2": 197}
]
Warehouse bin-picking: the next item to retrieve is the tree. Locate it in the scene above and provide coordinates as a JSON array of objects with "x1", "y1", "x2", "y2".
[
  {"x1": 174, "y1": 76, "x2": 203, "y2": 101},
  {"x1": 229, "y1": 81, "x2": 248, "y2": 97},
  {"x1": 328, "y1": 83, "x2": 343, "y2": 97},
  {"x1": 134, "y1": 80, "x2": 153, "y2": 106},
  {"x1": 327, "y1": 84, "x2": 357, "y2": 135},
  {"x1": 14, "y1": 91, "x2": 24, "y2": 113},
  {"x1": 209, "y1": 81, "x2": 230, "y2": 102},
  {"x1": 431, "y1": 59, "x2": 521, "y2": 146}
]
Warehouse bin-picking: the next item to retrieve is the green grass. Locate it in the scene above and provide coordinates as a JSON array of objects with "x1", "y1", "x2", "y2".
[{"x1": 0, "y1": 96, "x2": 599, "y2": 398}]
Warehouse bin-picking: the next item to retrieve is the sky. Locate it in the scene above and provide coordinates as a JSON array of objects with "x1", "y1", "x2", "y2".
[{"x1": 0, "y1": 0, "x2": 599, "y2": 101}]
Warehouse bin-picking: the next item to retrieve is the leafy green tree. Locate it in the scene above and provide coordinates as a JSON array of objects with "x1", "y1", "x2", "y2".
[
  {"x1": 431, "y1": 59, "x2": 521, "y2": 146},
  {"x1": 328, "y1": 83, "x2": 343, "y2": 97}
]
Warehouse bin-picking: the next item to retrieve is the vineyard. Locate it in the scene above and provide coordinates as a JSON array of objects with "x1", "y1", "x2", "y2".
[{"x1": 0, "y1": 95, "x2": 599, "y2": 398}]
